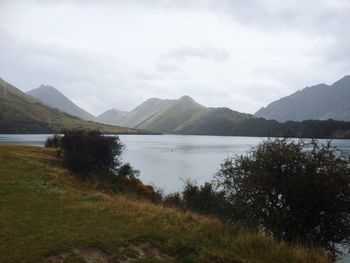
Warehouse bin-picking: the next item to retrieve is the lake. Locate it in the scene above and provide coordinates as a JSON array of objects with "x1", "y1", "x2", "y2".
[
  {"x1": 0, "y1": 134, "x2": 349, "y2": 261},
  {"x1": 1, "y1": 134, "x2": 350, "y2": 194}
]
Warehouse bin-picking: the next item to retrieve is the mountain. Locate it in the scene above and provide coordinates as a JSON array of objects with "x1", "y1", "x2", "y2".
[
  {"x1": 0, "y1": 78, "x2": 145, "y2": 134},
  {"x1": 255, "y1": 75, "x2": 350, "y2": 122},
  {"x1": 27, "y1": 85, "x2": 96, "y2": 121},
  {"x1": 135, "y1": 96, "x2": 206, "y2": 133},
  {"x1": 99, "y1": 94, "x2": 350, "y2": 138},
  {"x1": 120, "y1": 98, "x2": 175, "y2": 128},
  {"x1": 174, "y1": 107, "x2": 252, "y2": 135},
  {"x1": 101, "y1": 95, "x2": 254, "y2": 134},
  {"x1": 98, "y1": 98, "x2": 175, "y2": 128},
  {"x1": 97, "y1": 109, "x2": 129, "y2": 125}
]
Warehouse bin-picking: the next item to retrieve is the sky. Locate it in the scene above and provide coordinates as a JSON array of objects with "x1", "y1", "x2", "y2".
[{"x1": 0, "y1": 0, "x2": 349, "y2": 116}]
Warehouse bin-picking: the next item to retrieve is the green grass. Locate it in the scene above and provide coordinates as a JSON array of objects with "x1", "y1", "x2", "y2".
[{"x1": 0, "y1": 145, "x2": 329, "y2": 263}]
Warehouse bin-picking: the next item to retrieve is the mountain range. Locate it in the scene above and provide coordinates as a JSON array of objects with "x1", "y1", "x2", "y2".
[
  {"x1": 255, "y1": 75, "x2": 350, "y2": 122},
  {"x1": 1, "y1": 75, "x2": 350, "y2": 138},
  {"x1": 96, "y1": 89, "x2": 350, "y2": 138},
  {"x1": 0, "y1": 78, "x2": 143, "y2": 134},
  {"x1": 97, "y1": 95, "x2": 252, "y2": 134}
]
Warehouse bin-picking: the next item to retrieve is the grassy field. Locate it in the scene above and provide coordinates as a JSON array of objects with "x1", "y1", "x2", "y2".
[{"x1": 0, "y1": 145, "x2": 329, "y2": 263}]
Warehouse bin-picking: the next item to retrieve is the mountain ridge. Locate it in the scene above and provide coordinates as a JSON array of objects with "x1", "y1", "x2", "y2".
[
  {"x1": 98, "y1": 92, "x2": 350, "y2": 138},
  {"x1": 255, "y1": 75, "x2": 350, "y2": 122}
]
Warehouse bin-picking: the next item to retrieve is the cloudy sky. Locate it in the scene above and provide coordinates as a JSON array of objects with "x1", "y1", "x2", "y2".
[{"x1": 0, "y1": 0, "x2": 349, "y2": 116}]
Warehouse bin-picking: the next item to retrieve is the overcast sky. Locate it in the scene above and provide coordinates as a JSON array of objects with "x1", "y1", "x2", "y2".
[{"x1": 0, "y1": 0, "x2": 349, "y2": 116}]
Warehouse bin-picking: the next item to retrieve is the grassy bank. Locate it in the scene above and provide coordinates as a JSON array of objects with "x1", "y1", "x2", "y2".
[{"x1": 0, "y1": 145, "x2": 329, "y2": 263}]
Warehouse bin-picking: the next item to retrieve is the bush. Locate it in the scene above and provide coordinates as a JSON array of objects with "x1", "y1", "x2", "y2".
[
  {"x1": 60, "y1": 129, "x2": 123, "y2": 175},
  {"x1": 165, "y1": 181, "x2": 232, "y2": 219},
  {"x1": 47, "y1": 129, "x2": 161, "y2": 203},
  {"x1": 215, "y1": 138, "x2": 350, "y2": 259},
  {"x1": 44, "y1": 134, "x2": 62, "y2": 148}
]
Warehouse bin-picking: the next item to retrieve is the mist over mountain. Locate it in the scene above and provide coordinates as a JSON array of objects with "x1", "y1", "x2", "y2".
[
  {"x1": 27, "y1": 85, "x2": 96, "y2": 121},
  {"x1": 255, "y1": 76, "x2": 350, "y2": 122}
]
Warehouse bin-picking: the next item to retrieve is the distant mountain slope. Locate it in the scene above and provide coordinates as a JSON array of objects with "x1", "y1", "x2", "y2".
[
  {"x1": 27, "y1": 85, "x2": 96, "y2": 121},
  {"x1": 0, "y1": 78, "x2": 144, "y2": 134},
  {"x1": 255, "y1": 76, "x2": 350, "y2": 122},
  {"x1": 175, "y1": 107, "x2": 252, "y2": 135},
  {"x1": 119, "y1": 98, "x2": 175, "y2": 128},
  {"x1": 136, "y1": 96, "x2": 206, "y2": 133},
  {"x1": 97, "y1": 109, "x2": 129, "y2": 125}
]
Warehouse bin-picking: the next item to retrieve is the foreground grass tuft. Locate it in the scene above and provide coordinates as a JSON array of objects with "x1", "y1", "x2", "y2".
[{"x1": 0, "y1": 145, "x2": 329, "y2": 263}]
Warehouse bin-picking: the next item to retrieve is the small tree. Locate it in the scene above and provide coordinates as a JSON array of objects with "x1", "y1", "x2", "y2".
[
  {"x1": 46, "y1": 129, "x2": 161, "y2": 203},
  {"x1": 215, "y1": 138, "x2": 350, "y2": 259},
  {"x1": 60, "y1": 129, "x2": 123, "y2": 175}
]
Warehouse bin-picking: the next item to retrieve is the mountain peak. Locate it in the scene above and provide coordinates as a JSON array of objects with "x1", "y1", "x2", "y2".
[
  {"x1": 34, "y1": 85, "x2": 62, "y2": 95},
  {"x1": 38, "y1": 84, "x2": 56, "y2": 90},
  {"x1": 178, "y1": 95, "x2": 195, "y2": 102},
  {"x1": 145, "y1": 97, "x2": 162, "y2": 102},
  {"x1": 27, "y1": 85, "x2": 96, "y2": 121},
  {"x1": 107, "y1": 108, "x2": 128, "y2": 114}
]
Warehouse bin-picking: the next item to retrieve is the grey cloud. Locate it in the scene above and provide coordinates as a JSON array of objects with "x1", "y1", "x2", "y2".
[
  {"x1": 134, "y1": 70, "x2": 164, "y2": 81},
  {"x1": 156, "y1": 0, "x2": 350, "y2": 68},
  {"x1": 1, "y1": 0, "x2": 349, "y2": 115},
  {"x1": 163, "y1": 46, "x2": 230, "y2": 62},
  {"x1": 0, "y1": 31, "x2": 140, "y2": 114},
  {"x1": 156, "y1": 60, "x2": 180, "y2": 74}
]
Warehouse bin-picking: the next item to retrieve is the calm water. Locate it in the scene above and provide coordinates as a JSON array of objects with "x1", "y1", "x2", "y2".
[
  {"x1": 1, "y1": 134, "x2": 350, "y2": 194},
  {"x1": 0, "y1": 134, "x2": 349, "y2": 261}
]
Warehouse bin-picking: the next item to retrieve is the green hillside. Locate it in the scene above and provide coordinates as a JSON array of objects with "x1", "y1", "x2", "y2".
[
  {"x1": 0, "y1": 145, "x2": 329, "y2": 263},
  {"x1": 136, "y1": 96, "x2": 206, "y2": 133},
  {"x1": 0, "y1": 78, "x2": 145, "y2": 134},
  {"x1": 175, "y1": 107, "x2": 252, "y2": 134},
  {"x1": 119, "y1": 98, "x2": 175, "y2": 128}
]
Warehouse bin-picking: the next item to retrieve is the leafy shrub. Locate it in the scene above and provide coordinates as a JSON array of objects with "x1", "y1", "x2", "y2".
[
  {"x1": 164, "y1": 192, "x2": 183, "y2": 208},
  {"x1": 165, "y1": 181, "x2": 232, "y2": 219},
  {"x1": 215, "y1": 138, "x2": 350, "y2": 259},
  {"x1": 60, "y1": 129, "x2": 123, "y2": 175},
  {"x1": 44, "y1": 134, "x2": 62, "y2": 148}
]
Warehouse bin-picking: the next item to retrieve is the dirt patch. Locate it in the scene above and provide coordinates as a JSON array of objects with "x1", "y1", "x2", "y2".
[
  {"x1": 43, "y1": 243, "x2": 174, "y2": 263},
  {"x1": 43, "y1": 247, "x2": 110, "y2": 263},
  {"x1": 115, "y1": 242, "x2": 174, "y2": 262}
]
